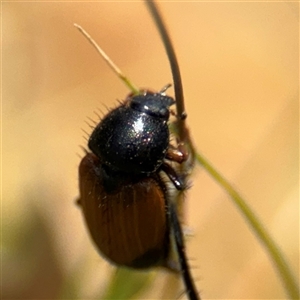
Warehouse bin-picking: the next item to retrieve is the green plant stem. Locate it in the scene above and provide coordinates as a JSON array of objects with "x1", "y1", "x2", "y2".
[{"x1": 195, "y1": 152, "x2": 299, "y2": 300}]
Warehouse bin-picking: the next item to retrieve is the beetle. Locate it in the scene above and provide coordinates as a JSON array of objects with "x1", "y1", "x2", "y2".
[
  {"x1": 79, "y1": 90, "x2": 185, "y2": 268},
  {"x1": 76, "y1": 1, "x2": 199, "y2": 299}
]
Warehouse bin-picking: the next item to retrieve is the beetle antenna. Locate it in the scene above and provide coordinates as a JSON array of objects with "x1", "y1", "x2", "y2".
[
  {"x1": 74, "y1": 23, "x2": 140, "y2": 95},
  {"x1": 159, "y1": 83, "x2": 172, "y2": 94},
  {"x1": 145, "y1": 1, "x2": 187, "y2": 142}
]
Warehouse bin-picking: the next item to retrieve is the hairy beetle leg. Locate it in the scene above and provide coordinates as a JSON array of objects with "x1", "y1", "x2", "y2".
[
  {"x1": 166, "y1": 144, "x2": 188, "y2": 163},
  {"x1": 161, "y1": 162, "x2": 185, "y2": 190}
]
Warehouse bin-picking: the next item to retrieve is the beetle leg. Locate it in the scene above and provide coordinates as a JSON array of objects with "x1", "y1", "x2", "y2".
[
  {"x1": 166, "y1": 143, "x2": 188, "y2": 163},
  {"x1": 167, "y1": 200, "x2": 200, "y2": 300},
  {"x1": 160, "y1": 162, "x2": 185, "y2": 190}
]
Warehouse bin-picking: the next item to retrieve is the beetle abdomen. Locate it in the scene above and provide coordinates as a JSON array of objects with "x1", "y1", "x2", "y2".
[{"x1": 78, "y1": 153, "x2": 169, "y2": 268}]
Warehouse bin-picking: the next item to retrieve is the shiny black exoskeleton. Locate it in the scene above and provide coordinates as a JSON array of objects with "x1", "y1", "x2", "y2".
[
  {"x1": 79, "y1": 90, "x2": 185, "y2": 269},
  {"x1": 88, "y1": 92, "x2": 175, "y2": 174}
]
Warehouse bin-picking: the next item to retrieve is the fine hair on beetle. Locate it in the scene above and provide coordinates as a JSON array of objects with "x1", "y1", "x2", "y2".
[{"x1": 75, "y1": 1, "x2": 199, "y2": 300}]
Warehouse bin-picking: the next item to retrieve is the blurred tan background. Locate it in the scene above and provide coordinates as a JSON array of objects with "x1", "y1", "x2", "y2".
[{"x1": 3, "y1": 1, "x2": 298, "y2": 299}]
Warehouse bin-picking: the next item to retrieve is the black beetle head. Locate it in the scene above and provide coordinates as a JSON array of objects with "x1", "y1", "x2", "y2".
[{"x1": 130, "y1": 93, "x2": 175, "y2": 120}]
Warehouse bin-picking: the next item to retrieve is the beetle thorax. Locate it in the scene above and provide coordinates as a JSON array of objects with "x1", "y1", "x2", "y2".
[{"x1": 88, "y1": 93, "x2": 175, "y2": 174}]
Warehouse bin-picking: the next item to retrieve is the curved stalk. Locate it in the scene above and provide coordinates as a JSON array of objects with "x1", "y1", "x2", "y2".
[{"x1": 195, "y1": 152, "x2": 300, "y2": 300}]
